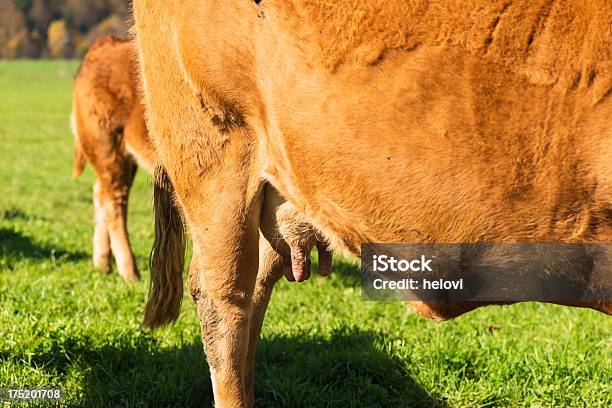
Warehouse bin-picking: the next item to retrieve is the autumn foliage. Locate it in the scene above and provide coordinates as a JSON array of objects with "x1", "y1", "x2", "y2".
[{"x1": 0, "y1": 0, "x2": 129, "y2": 58}]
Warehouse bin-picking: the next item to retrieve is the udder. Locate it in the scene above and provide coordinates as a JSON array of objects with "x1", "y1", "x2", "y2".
[{"x1": 260, "y1": 184, "x2": 333, "y2": 282}]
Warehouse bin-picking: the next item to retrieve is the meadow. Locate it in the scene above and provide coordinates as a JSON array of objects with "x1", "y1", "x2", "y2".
[{"x1": 0, "y1": 60, "x2": 610, "y2": 407}]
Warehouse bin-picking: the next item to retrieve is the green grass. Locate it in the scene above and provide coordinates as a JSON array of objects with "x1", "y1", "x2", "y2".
[{"x1": 0, "y1": 60, "x2": 610, "y2": 407}]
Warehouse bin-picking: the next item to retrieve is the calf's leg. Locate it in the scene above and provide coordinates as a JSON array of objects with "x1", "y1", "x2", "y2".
[
  {"x1": 92, "y1": 179, "x2": 111, "y2": 273},
  {"x1": 96, "y1": 160, "x2": 140, "y2": 282}
]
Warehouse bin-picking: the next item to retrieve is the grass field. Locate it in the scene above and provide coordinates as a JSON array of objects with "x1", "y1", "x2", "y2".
[{"x1": 0, "y1": 60, "x2": 610, "y2": 407}]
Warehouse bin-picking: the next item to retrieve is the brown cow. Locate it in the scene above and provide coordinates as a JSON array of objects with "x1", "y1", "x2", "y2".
[
  {"x1": 72, "y1": 36, "x2": 331, "y2": 285},
  {"x1": 133, "y1": 1, "x2": 611, "y2": 406}
]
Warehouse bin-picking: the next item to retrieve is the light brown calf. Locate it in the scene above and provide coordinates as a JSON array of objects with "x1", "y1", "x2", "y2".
[
  {"x1": 72, "y1": 36, "x2": 153, "y2": 282},
  {"x1": 134, "y1": 1, "x2": 611, "y2": 406}
]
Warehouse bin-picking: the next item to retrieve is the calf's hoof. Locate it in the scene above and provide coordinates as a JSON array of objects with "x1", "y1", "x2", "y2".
[
  {"x1": 119, "y1": 267, "x2": 141, "y2": 283},
  {"x1": 93, "y1": 256, "x2": 111, "y2": 274}
]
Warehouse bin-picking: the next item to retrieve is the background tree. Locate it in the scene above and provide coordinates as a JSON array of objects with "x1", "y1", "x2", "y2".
[
  {"x1": 0, "y1": 0, "x2": 131, "y2": 58},
  {"x1": 0, "y1": 0, "x2": 35, "y2": 58},
  {"x1": 47, "y1": 19, "x2": 68, "y2": 58}
]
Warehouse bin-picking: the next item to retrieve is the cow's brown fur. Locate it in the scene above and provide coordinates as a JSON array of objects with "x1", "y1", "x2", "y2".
[
  {"x1": 72, "y1": 36, "x2": 154, "y2": 282},
  {"x1": 133, "y1": 1, "x2": 611, "y2": 406}
]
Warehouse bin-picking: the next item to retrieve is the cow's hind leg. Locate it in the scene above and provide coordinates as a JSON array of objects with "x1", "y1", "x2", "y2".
[
  {"x1": 244, "y1": 238, "x2": 283, "y2": 407},
  {"x1": 190, "y1": 220, "x2": 261, "y2": 406},
  {"x1": 188, "y1": 232, "x2": 278, "y2": 408},
  {"x1": 181, "y1": 183, "x2": 282, "y2": 408},
  {"x1": 178, "y1": 171, "x2": 263, "y2": 407}
]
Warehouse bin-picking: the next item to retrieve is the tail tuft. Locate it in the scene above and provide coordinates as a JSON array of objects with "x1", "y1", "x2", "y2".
[
  {"x1": 144, "y1": 167, "x2": 186, "y2": 328},
  {"x1": 71, "y1": 110, "x2": 87, "y2": 177}
]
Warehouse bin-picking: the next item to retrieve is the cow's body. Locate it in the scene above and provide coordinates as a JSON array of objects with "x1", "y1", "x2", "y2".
[
  {"x1": 133, "y1": 1, "x2": 611, "y2": 406},
  {"x1": 72, "y1": 36, "x2": 153, "y2": 282}
]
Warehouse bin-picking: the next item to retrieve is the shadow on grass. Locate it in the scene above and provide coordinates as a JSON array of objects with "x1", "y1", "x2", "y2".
[
  {"x1": 0, "y1": 226, "x2": 88, "y2": 268},
  {"x1": 328, "y1": 256, "x2": 362, "y2": 288},
  {"x1": 255, "y1": 327, "x2": 446, "y2": 407},
  {"x1": 1, "y1": 207, "x2": 53, "y2": 222},
  {"x1": 4, "y1": 328, "x2": 446, "y2": 408}
]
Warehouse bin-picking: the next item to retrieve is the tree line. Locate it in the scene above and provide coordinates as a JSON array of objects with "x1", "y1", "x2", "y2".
[{"x1": 0, "y1": 0, "x2": 130, "y2": 58}]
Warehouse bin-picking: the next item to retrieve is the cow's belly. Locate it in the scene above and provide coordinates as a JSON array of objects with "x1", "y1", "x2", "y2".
[{"x1": 258, "y1": 46, "x2": 610, "y2": 249}]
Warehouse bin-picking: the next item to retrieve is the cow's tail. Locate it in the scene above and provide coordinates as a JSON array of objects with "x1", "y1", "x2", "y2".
[
  {"x1": 144, "y1": 166, "x2": 186, "y2": 328},
  {"x1": 71, "y1": 109, "x2": 87, "y2": 177}
]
